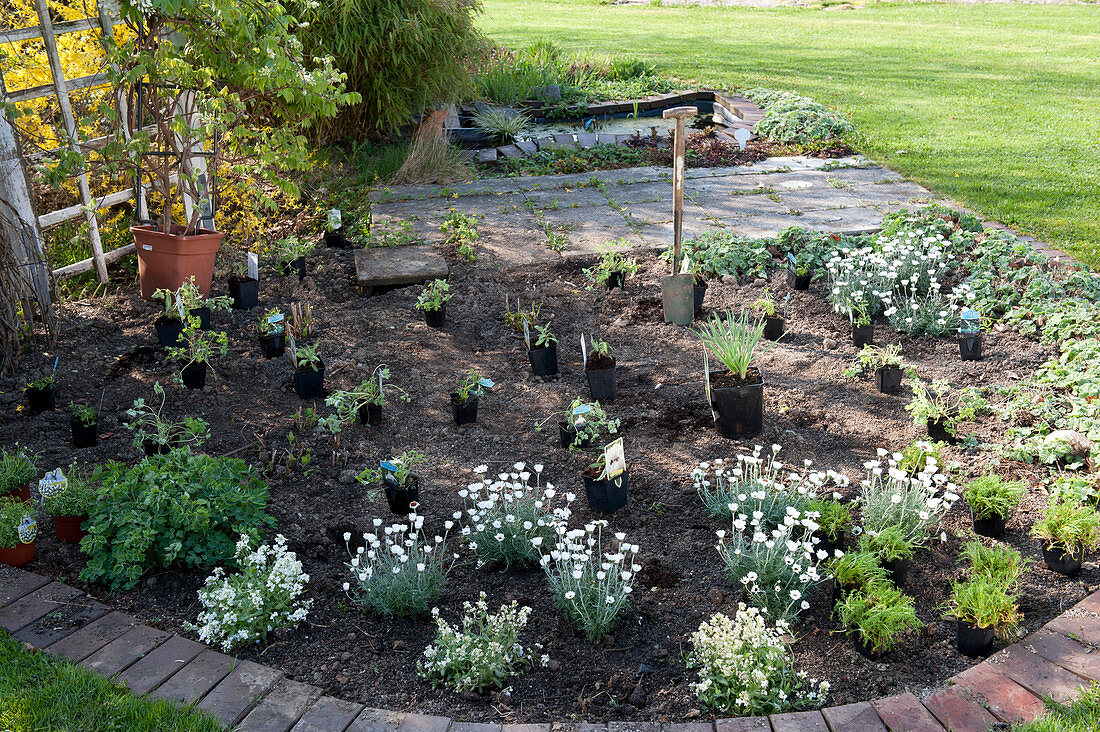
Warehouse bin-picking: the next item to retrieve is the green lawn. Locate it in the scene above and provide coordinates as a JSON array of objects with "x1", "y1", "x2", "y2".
[
  {"x1": 478, "y1": 0, "x2": 1100, "y2": 265},
  {"x1": 0, "y1": 631, "x2": 222, "y2": 731}
]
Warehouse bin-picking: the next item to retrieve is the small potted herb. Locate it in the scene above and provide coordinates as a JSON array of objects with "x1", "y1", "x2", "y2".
[
  {"x1": 167, "y1": 317, "x2": 229, "y2": 390},
  {"x1": 358, "y1": 450, "x2": 425, "y2": 515},
  {"x1": 325, "y1": 365, "x2": 409, "y2": 426},
  {"x1": 787, "y1": 251, "x2": 814, "y2": 290},
  {"x1": 964, "y1": 475, "x2": 1026, "y2": 538},
  {"x1": 1031, "y1": 500, "x2": 1100, "y2": 576},
  {"x1": 827, "y1": 551, "x2": 889, "y2": 605},
  {"x1": 806, "y1": 497, "x2": 852, "y2": 556},
  {"x1": 70, "y1": 403, "x2": 99, "y2": 449},
  {"x1": 752, "y1": 290, "x2": 786, "y2": 341},
  {"x1": 583, "y1": 450, "x2": 628, "y2": 515},
  {"x1": 537, "y1": 398, "x2": 620, "y2": 451},
  {"x1": 958, "y1": 308, "x2": 982, "y2": 362},
  {"x1": 905, "y1": 378, "x2": 988, "y2": 445},
  {"x1": 0, "y1": 497, "x2": 36, "y2": 567},
  {"x1": 450, "y1": 369, "x2": 492, "y2": 425},
  {"x1": 125, "y1": 382, "x2": 210, "y2": 456},
  {"x1": 257, "y1": 308, "x2": 287, "y2": 358},
  {"x1": 293, "y1": 344, "x2": 326, "y2": 399},
  {"x1": 153, "y1": 277, "x2": 231, "y2": 338},
  {"x1": 527, "y1": 323, "x2": 559, "y2": 377},
  {"x1": 843, "y1": 344, "x2": 907, "y2": 395},
  {"x1": 0, "y1": 447, "x2": 37, "y2": 502},
  {"x1": 585, "y1": 337, "x2": 617, "y2": 401},
  {"x1": 276, "y1": 236, "x2": 316, "y2": 279},
  {"x1": 227, "y1": 262, "x2": 259, "y2": 311},
  {"x1": 851, "y1": 302, "x2": 874, "y2": 349},
  {"x1": 583, "y1": 242, "x2": 639, "y2": 291},
  {"x1": 25, "y1": 373, "x2": 57, "y2": 415},
  {"x1": 859, "y1": 525, "x2": 918, "y2": 587},
  {"x1": 416, "y1": 279, "x2": 452, "y2": 329},
  {"x1": 944, "y1": 578, "x2": 1020, "y2": 658},
  {"x1": 696, "y1": 311, "x2": 776, "y2": 438},
  {"x1": 42, "y1": 466, "x2": 97, "y2": 544},
  {"x1": 838, "y1": 584, "x2": 922, "y2": 661}
]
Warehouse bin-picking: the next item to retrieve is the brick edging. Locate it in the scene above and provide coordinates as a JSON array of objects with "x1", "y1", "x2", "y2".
[{"x1": 3, "y1": 566, "x2": 1099, "y2": 731}]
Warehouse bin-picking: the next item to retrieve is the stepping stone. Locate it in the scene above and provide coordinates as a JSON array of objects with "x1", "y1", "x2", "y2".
[
  {"x1": 291, "y1": 695, "x2": 365, "y2": 732},
  {"x1": 872, "y1": 692, "x2": 944, "y2": 731},
  {"x1": 923, "y1": 687, "x2": 999, "y2": 732},
  {"x1": 151, "y1": 648, "x2": 237, "y2": 705},
  {"x1": 197, "y1": 659, "x2": 284, "y2": 728},
  {"x1": 14, "y1": 597, "x2": 109, "y2": 648},
  {"x1": 770, "y1": 711, "x2": 828, "y2": 732},
  {"x1": 346, "y1": 706, "x2": 404, "y2": 732},
  {"x1": 396, "y1": 713, "x2": 452, "y2": 732},
  {"x1": 821, "y1": 702, "x2": 886, "y2": 732},
  {"x1": 578, "y1": 133, "x2": 598, "y2": 149},
  {"x1": 516, "y1": 141, "x2": 538, "y2": 155},
  {"x1": 498, "y1": 145, "x2": 524, "y2": 159},
  {"x1": 477, "y1": 148, "x2": 497, "y2": 164},
  {"x1": 237, "y1": 677, "x2": 322, "y2": 732},
  {"x1": 0, "y1": 582, "x2": 85, "y2": 632},
  {"x1": 83, "y1": 624, "x2": 170, "y2": 677},
  {"x1": 716, "y1": 720, "x2": 771, "y2": 732},
  {"x1": 354, "y1": 247, "x2": 450, "y2": 289},
  {"x1": 950, "y1": 662, "x2": 1046, "y2": 725},
  {"x1": 114, "y1": 634, "x2": 205, "y2": 695},
  {"x1": 0, "y1": 566, "x2": 50, "y2": 608},
  {"x1": 986, "y1": 643, "x2": 1091, "y2": 702},
  {"x1": 44, "y1": 611, "x2": 141, "y2": 662},
  {"x1": 554, "y1": 134, "x2": 577, "y2": 147},
  {"x1": 503, "y1": 726, "x2": 549, "y2": 732}
]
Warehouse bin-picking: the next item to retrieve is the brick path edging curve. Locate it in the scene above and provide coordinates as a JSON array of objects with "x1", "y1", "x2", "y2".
[{"x1": 3, "y1": 566, "x2": 1100, "y2": 731}]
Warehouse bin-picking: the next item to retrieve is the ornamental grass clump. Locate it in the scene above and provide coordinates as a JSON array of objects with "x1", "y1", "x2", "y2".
[
  {"x1": 828, "y1": 551, "x2": 889, "y2": 595},
  {"x1": 418, "y1": 592, "x2": 545, "y2": 692},
  {"x1": 688, "y1": 606, "x2": 830, "y2": 716},
  {"x1": 1031, "y1": 500, "x2": 1100, "y2": 557},
  {"x1": 536, "y1": 520, "x2": 638, "y2": 640},
  {"x1": 960, "y1": 540, "x2": 1028, "y2": 588},
  {"x1": 190, "y1": 534, "x2": 312, "y2": 651},
  {"x1": 858, "y1": 448, "x2": 959, "y2": 548},
  {"x1": 344, "y1": 512, "x2": 457, "y2": 617},
  {"x1": 0, "y1": 447, "x2": 37, "y2": 496},
  {"x1": 459, "y1": 462, "x2": 571, "y2": 569},
  {"x1": 964, "y1": 475, "x2": 1027, "y2": 521},
  {"x1": 696, "y1": 311, "x2": 775, "y2": 380},
  {"x1": 838, "y1": 583, "x2": 922, "y2": 656}
]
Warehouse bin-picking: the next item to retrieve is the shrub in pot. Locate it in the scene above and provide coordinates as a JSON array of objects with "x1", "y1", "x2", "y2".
[
  {"x1": 752, "y1": 290, "x2": 786, "y2": 342},
  {"x1": 450, "y1": 369, "x2": 492, "y2": 425},
  {"x1": 125, "y1": 381, "x2": 210, "y2": 456},
  {"x1": 838, "y1": 584, "x2": 922, "y2": 661},
  {"x1": 1031, "y1": 500, "x2": 1100, "y2": 576},
  {"x1": 964, "y1": 474, "x2": 1026, "y2": 539},
  {"x1": 859, "y1": 525, "x2": 918, "y2": 587},
  {"x1": 358, "y1": 450, "x2": 425, "y2": 515},
  {"x1": 326, "y1": 365, "x2": 409, "y2": 427},
  {"x1": 537, "y1": 398, "x2": 619, "y2": 451},
  {"x1": 585, "y1": 337, "x2": 617, "y2": 401},
  {"x1": 42, "y1": 466, "x2": 98, "y2": 544},
  {"x1": 582, "y1": 451, "x2": 628, "y2": 515},
  {"x1": 167, "y1": 317, "x2": 228, "y2": 391},
  {"x1": 843, "y1": 344, "x2": 908, "y2": 395},
  {"x1": 275, "y1": 236, "x2": 316, "y2": 279},
  {"x1": 696, "y1": 310, "x2": 777, "y2": 438},
  {"x1": 583, "y1": 240, "x2": 639, "y2": 291},
  {"x1": 416, "y1": 279, "x2": 452, "y2": 329},
  {"x1": 0, "y1": 497, "x2": 36, "y2": 567},
  {"x1": 0, "y1": 447, "x2": 37, "y2": 502},
  {"x1": 24, "y1": 374, "x2": 56, "y2": 415},
  {"x1": 293, "y1": 344, "x2": 326, "y2": 399},
  {"x1": 70, "y1": 402, "x2": 99, "y2": 449},
  {"x1": 526, "y1": 323, "x2": 559, "y2": 378}
]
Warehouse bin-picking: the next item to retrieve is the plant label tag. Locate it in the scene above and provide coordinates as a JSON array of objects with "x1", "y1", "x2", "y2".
[
  {"x1": 783, "y1": 292, "x2": 791, "y2": 318},
  {"x1": 267, "y1": 312, "x2": 285, "y2": 334},
  {"x1": 733, "y1": 127, "x2": 751, "y2": 151},
  {"x1": 247, "y1": 252, "x2": 259, "y2": 281},
  {"x1": 478, "y1": 378, "x2": 494, "y2": 389},
  {"x1": 379, "y1": 371, "x2": 384, "y2": 394},
  {"x1": 18, "y1": 513, "x2": 36, "y2": 544},
  {"x1": 38, "y1": 468, "x2": 67, "y2": 498},
  {"x1": 572, "y1": 404, "x2": 593, "y2": 416},
  {"x1": 787, "y1": 253, "x2": 797, "y2": 271},
  {"x1": 174, "y1": 297, "x2": 186, "y2": 321},
  {"x1": 287, "y1": 332, "x2": 297, "y2": 364},
  {"x1": 703, "y1": 347, "x2": 718, "y2": 422},
  {"x1": 581, "y1": 335, "x2": 588, "y2": 365},
  {"x1": 604, "y1": 437, "x2": 626, "y2": 478},
  {"x1": 142, "y1": 244, "x2": 153, "y2": 251},
  {"x1": 522, "y1": 316, "x2": 531, "y2": 349},
  {"x1": 380, "y1": 460, "x2": 398, "y2": 473},
  {"x1": 680, "y1": 254, "x2": 692, "y2": 275},
  {"x1": 328, "y1": 208, "x2": 342, "y2": 230}
]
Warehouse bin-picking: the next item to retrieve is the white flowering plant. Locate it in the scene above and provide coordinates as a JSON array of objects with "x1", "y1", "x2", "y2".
[
  {"x1": 190, "y1": 534, "x2": 312, "y2": 652},
  {"x1": 858, "y1": 448, "x2": 960, "y2": 548},
  {"x1": 418, "y1": 592, "x2": 546, "y2": 692},
  {"x1": 689, "y1": 606, "x2": 829, "y2": 715},
  {"x1": 460, "y1": 462, "x2": 572, "y2": 569},
  {"x1": 344, "y1": 512, "x2": 457, "y2": 616},
  {"x1": 536, "y1": 520, "x2": 639, "y2": 640}
]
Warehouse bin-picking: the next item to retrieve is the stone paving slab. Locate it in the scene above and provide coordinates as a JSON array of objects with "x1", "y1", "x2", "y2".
[
  {"x1": 354, "y1": 246, "x2": 450, "y2": 288},
  {"x1": 797, "y1": 207, "x2": 884, "y2": 235},
  {"x1": 669, "y1": 723, "x2": 713, "y2": 732},
  {"x1": 601, "y1": 181, "x2": 671, "y2": 206},
  {"x1": 150, "y1": 648, "x2": 237, "y2": 705},
  {"x1": 525, "y1": 186, "x2": 609, "y2": 210},
  {"x1": 13, "y1": 596, "x2": 109, "y2": 648},
  {"x1": 0, "y1": 581, "x2": 85, "y2": 632},
  {"x1": 291, "y1": 695, "x2": 365, "y2": 732},
  {"x1": 986, "y1": 642, "x2": 1091, "y2": 702},
  {"x1": 237, "y1": 677, "x2": 323, "y2": 732},
  {"x1": 451, "y1": 723, "x2": 501, "y2": 732},
  {"x1": 346, "y1": 706, "x2": 405, "y2": 732},
  {"x1": 872, "y1": 693, "x2": 944, "y2": 732},
  {"x1": 1043, "y1": 607, "x2": 1100, "y2": 645},
  {"x1": 197, "y1": 659, "x2": 284, "y2": 728},
  {"x1": 922, "y1": 687, "x2": 999, "y2": 732},
  {"x1": 769, "y1": 710, "x2": 828, "y2": 732},
  {"x1": 820, "y1": 702, "x2": 886, "y2": 732},
  {"x1": 44, "y1": 610, "x2": 141, "y2": 662},
  {"x1": 716, "y1": 718, "x2": 772, "y2": 731},
  {"x1": 773, "y1": 187, "x2": 873, "y2": 212},
  {"x1": 114, "y1": 634, "x2": 206, "y2": 696},
  {"x1": 397, "y1": 712, "x2": 452, "y2": 732},
  {"x1": 696, "y1": 193, "x2": 792, "y2": 220},
  {"x1": 948, "y1": 662, "x2": 1046, "y2": 725},
  {"x1": 83, "y1": 623, "x2": 170, "y2": 677},
  {"x1": 1020, "y1": 629, "x2": 1100, "y2": 682},
  {"x1": 0, "y1": 566, "x2": 51, "y2": 608}
]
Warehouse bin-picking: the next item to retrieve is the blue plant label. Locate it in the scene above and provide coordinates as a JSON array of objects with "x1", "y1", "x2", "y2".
[
  {"x1": 787, "y1": 253, "x2": 797, "y2": 270},
  {"x1": 572, "y1": 404, "x2": 593, "y2": 416},
  {"x1": 38, "y1": 468, "x2": 67, "y2": 498},
  {"x1": 380, "y1": 460, "x2": 399, "y2": 473},
  {"x1": 478, "y1": 378, "x2": 494, "y2": 389},
  {"x1": 961, "y1": 308, "x2": 980, "y2": 321},
  {"x1": 18, "y1": 514, "x2": 36, "y2": 544}
]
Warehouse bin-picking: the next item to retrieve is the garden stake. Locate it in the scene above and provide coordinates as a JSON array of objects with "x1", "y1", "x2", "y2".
[{"x1": 660, "y1": 105, "x2": 698, "y2": 326}]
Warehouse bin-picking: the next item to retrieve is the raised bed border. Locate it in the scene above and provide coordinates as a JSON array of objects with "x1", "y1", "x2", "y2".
[{"x1": 3, "y1": 564, "x2": 1098, "y2": 732}]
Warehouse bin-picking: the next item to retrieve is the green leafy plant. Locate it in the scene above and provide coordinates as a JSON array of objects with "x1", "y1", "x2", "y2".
[
  {"x1": 357, "y1": 449, "x2": 426, "y2": 489},
  {"x1": 905, "y1": 378, "x2": 989, "y2": 436},
  {"x1": 294, "y1": 344, "x2": 322, "y2": 372},
  {"x1": 960, "y1": 540, "x2": 1028, "y2": 589},
  {"x1": 0, "y1": 447, "x2": 37, "y2": 496},
  {"x1": 153, "y1": 278, "x2": 231, "y2": 320},
  {"x1": 751, "y1": 290, "x2": 780, "y2": 318},
  {"x1": 842, "y1": 344, "x2": 907, "y2": 379},
  {"x1": 1031, "y1": 500, "x2": 1100, "y2": 555},
  {"x1": 416, "y1": 279, "x2": 452, "y2": 312},
  {"x1": 43, "y1": 465, "x2": 98, "y2": 518},
  {"x1": 326, "y1": 365, "x2": 409, "y2": 423},
  {"x1": 25, "y1": 374, "x2": 56, "y2": 390},
  {"x1": 275, "y1": 236, "x2": 317, "y2": 269},
  {"x1": 0, "y1": 497, "x2": 34, "y2": 548},
  {"x1": 70, "y1": 403, "x2": 97, "y2": 427},
  {"x1": 806, "y1": 497, "x2": 852, "y2": 543},
  {"x1": 837, "y1": 584, "x2": 922, "y2": 655},
  {"x1": 532, "y1": 323, "x2": 557, "y2": 349},
  {"x1": 944, "y1": 578, "x2": 1020, "y2": 636},
  {"x1": 964, "y1": 474, "x2": 1027, "y2": 521},
  {"x1": 672, "y1": 232, "x2": 772, "y2": 280},
  {"x1": 257, "y1": 308, "x2": 285, "y2": 337},
  {"x1": 363, "y1": 219, "x2": 421, "y2": 248},
  {"x1": 536, "y1": 398, "x2": 619, "y2": 451},
  {"x1": 587, "y1": 337, "x2": 614, "y2": 362},
  {"x1": 745, "y1": 88, "x2": 853, "y2": 143},
  {"x1": 859, "y1": 524, "x2": 917, "y2": 564},
  {"x1": 583, "y1": 240, "x2": 639, "y2": 288},
  {"x1": 828, "y1": 551, "x2": 889, "y2": 594},
  {"x1": 125, "y1": 382, "x2": 210, "y2": 450},
  {"x1": 696, "y1": 310, "x2": 775, "y2": 379},
  {"x1": 79, "y1": 449, "x2": 274, "y2": 591},
  {"x1": 167, "y1": 318, "x2": 229, "y2": 381},
  {"x1": 455, "y1": 368, "x2": 490, "y2": 403},
  {"x1": 441, "y1": 210, "x2": 479, "y2": 262}
]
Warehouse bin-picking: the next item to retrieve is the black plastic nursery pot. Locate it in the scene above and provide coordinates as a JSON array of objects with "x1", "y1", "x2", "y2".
[
  {"x1": 529, "y1": 343, "x2": 559, "y2": 377},
  {"x1": 142, "y1": 439, "x2": 173, "y2": 457},
  {"x1": 324, "y1": 229, "x2": 349, "y2": 248},
  {"x1": 853, "y1": 323, "x2": 874, "y2": 349},
  {"x1": 875, "y1": 365, "x2": 903, "y2": 395},
  {"x1": 26, "y1": 386, "x2": 55, "y2": 415},
  {"x1": 451, "y1": 394, "x2": 479, "y2": 425},
  {"x1": 358, "y1": 402, "x2": 383, "y2": 426},
  {"x1": 693, "y1": 282, "x2": 707, "y2": 313},
  {"x1": 191, "y1": 306, "x2": 212, "y2": 330},
  {"x1": 259, "y1": 333, "x2": 286, "y2": 359},
  {"x1": 586, "y1": 355, "x2": 617, "y2": 401},
  {"x1": 789, "y1": 270, "x2": 812, "y2": 290},
  {"x1": 710, "y1": 367, "x2": 765, "y2": 438},
  {"x1": 282, "y1": 257, "x2": 307, "y2": 279},
  {"x1": 884, "y1": 556, "x2": 912, "y2": 587},
  {"x1": 424, "y1": 306, "x2": 446, "y2": 329},
  {"x1": 155, "y1": 316, "x2": 184, "y2": 348},
  {"x1": 853, "y1": 636, "x2": 887, "y2": 661},
  {"x1": 71, "y1": 418, "x2": 98, "y2": 449},
  {"x1": 293, "y1": 361, "x2": 325, "y2": 399},
  {"x1": 384, "y1": 474, "x2": 420, "y2": 515},
  {"x1": 763, "y1": 316, "x2": 785, "y2": 341},
  {"x1": 959, "y1": 334, "x2": 983, "y2": 361},
  {"x1": 583, "y1": 470, "x2": 628, "y2": 514},
  {"x1": 228, "y1": 276, "x2": 259, "y2": 310},
  {"x1": 559, "y1": 421, "x2": 597, "y2": 450},
  {"x1": 927, "y1": 418, "x2": 958, "y2": 445},
  {"x1": 181, "y1": 363, "x2": 208, "y2": 390},
  {"x1": 817, "y1": 534, "x2": 844, "y2": 558},
  {"x1": 957, "y1": 620, "x2": 995, "y2": 658},
  {"x1": 606, "y1": 271, "x2": 626, "y2": 290},
  {"x1": 1043, "y1": 544, "x2": 1083, "y2": 576},
  {"x1": 973, "y1": 511, "x2": 1007, "y2": 539}
]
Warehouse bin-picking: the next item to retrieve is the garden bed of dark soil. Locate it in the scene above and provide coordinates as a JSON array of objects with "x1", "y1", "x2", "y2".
[{"x1": 4, "y1": 232, "x2": 1092, "y2": 724}]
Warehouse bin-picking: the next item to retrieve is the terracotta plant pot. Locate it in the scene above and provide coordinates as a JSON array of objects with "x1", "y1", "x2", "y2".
[
  {"x1": 3, "y1": 481, "x2": 31, "y2": 502},
  {"x1": 0, "y1": 541, "x2": 35, "y2": 567},
  {"x1": 52, "y1": 515, "x2": 88, "y2": 544},
  {"x1": 133, "y1": 225, "x2": 223, "y2": 300}
]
